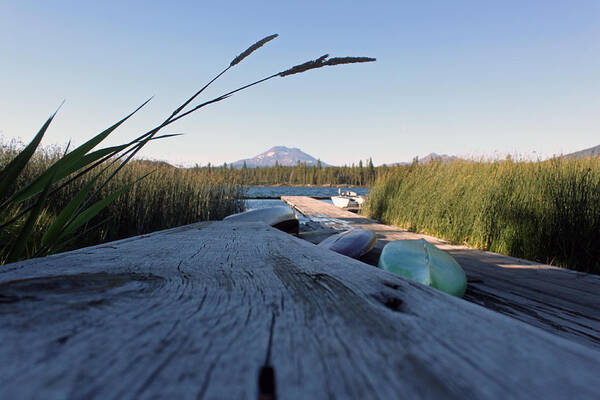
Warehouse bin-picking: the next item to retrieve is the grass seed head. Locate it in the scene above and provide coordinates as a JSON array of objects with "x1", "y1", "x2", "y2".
[
  {"x1": 279, "y1": 55, "x2": 376, "y2": 77},
  {"x1": 230, "y1": 34, "x2": 279, "y2": 67},
  {"x1": 324, "y1": 57, "x2": 377, "y2": 66}
]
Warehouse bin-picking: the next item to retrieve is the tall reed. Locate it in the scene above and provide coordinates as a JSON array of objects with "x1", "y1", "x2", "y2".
[
  {"x1": 0, "y1": 141, "x2": 243, "y2": 258},
  {"x1": 364, "y1": 158, "x2": 600, "y2": 274}
]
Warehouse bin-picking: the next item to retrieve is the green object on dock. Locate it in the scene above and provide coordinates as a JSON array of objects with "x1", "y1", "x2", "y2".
[{"x1": 378, "y1": 239, "x2": 467, "y2": 297}]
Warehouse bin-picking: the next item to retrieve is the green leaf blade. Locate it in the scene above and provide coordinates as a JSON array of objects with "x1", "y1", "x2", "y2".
[
  {"x1": 9, "y1": 100, "x2": 149, "y2": 203},
  {"x1": 41, "y1": 174, "x2": 101, "y2": 248},
  {"x1": 6, "y1": 168, "x2": 58, "y2": 262},
  {"x1": 0, "y1": 113, "x2": 55, "y2": 200},
  {"x1": 56, "y1": 171, "x2": 153, "y2": 242}
]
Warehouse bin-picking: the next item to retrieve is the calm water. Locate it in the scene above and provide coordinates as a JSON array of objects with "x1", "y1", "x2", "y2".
[
  {"x1": 244, "y1": 185, "x2": 369, "y2": 198},
  {"x1": 244, "y1": 186, "x2": 370, "y2": 217}
]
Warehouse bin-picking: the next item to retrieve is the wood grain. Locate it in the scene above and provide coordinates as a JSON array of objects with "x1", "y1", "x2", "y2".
[
  {"x1": 282, "y1": 196, "x2": 600, "y2": 349},
  {"x1": 1, "y1": 221, "x2": 599, "y2": 399}
]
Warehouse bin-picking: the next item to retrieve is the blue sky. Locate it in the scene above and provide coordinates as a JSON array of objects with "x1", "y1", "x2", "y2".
[{"x1": 1, "y1": 0, "x2": 599, "y2": 166}]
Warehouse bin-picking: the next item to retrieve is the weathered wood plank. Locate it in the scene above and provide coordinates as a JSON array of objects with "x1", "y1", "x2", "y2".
[
  {"x1": 282, "y1": 195, "x2": 600, "y2": 349},
  {"x1": 1, "y1": 221, "x2": 599, "y2": 399}
]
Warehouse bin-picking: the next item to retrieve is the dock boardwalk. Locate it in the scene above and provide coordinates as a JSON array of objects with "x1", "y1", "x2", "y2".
[
  {"x1": 1, "y1": 221, "x2": 600, "y2": 398},
  {"x1": 282, "y1": 195, "x2": 600, "y2": 350}
]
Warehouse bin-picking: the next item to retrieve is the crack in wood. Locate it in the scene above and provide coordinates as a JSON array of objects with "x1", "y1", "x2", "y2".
[
  {"x1": 0, "y1": 273, "x2": 164, "y2": 297},
  {"x1": 258, "y1": 312, "x2": 278, "y2": 400},
  {"x1": 56, "y1": 335, "x2": 69, "y2": 344},
  {"x1": 258, "y1": 366, "x2": 276, "y2": 400},
  {"x1": 0, "y1": 293, "x2": 38, "y2": 303},
  {"x1": 465, "y1": 286, "x2": 600, "y2": 345},
  {"x1": 264, "y1": 312, "x2": 276, "y2": 365},
  {"x1": 382, "y1": 281, "x2": 401, "y2": 290},
  {"x1": 270, "y1": 254, "x2": 399, "y2": 338},
  {"x1": 382, "y1": 296, "x2": 404, "y2": 312}
]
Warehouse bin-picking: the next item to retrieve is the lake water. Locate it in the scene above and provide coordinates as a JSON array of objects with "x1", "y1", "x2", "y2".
[
  {"x1": 244, "y1": 186, "x2": 370, "y2": 218},
  {"x1": 244, "y1": 185, "x2": 369, "y2": 199}
]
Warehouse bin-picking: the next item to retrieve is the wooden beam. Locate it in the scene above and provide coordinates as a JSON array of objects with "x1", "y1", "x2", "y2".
[
  {"x1": 0, "y1": 221, "x2": 599, "y2": 398},
  {"x1": 282, "y1": 196, "x2": 600, "y2": 349}
]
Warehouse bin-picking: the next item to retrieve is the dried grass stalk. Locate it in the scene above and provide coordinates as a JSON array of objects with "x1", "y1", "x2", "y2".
[
  {"x1": 279, "y1": 55, "x2": 376, "y2": 77},
  {"x1": 230, "y1": 34, "x2": 279, "y2": 67},
  {"x1": 324, "y1": 57, "x2": 377, "y2": 66}
]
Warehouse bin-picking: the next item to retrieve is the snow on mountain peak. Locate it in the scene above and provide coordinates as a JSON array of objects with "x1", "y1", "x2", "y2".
[{"x1": 231, "y1": 146, "x2": 329, "y2": 168}]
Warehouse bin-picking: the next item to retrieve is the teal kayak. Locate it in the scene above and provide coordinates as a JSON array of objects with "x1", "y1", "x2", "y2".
[{"x1": 378, "y1": 239, "x2": 467, "y2": 297}]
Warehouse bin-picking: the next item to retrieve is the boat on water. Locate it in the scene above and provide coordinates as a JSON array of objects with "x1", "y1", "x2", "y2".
[
  {"x1": 223, "y1": 206, "x2": 299, "y2": 234},
  {"x1": 317, "y1": 228, "x2": 377, "y2": 259},
  {"x1": 331, "y1": 188, "x2": 365, "y2": 210},
  {"x1": 378, "y1": 239, "x2": 467, "y2": 297}
]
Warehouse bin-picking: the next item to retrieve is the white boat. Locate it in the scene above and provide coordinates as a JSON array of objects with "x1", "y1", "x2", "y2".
[{"x1": 331, "y1": 189, "x2": 365, "y2": 210}]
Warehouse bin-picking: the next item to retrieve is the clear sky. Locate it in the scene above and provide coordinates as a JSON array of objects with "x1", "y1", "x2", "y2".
[{"x1": 1, "y1": 0, "x2": 599, "y2": 166}]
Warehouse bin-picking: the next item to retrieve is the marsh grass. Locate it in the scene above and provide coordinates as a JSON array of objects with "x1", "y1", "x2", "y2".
[
  {"x1": 364, "y1": 158, "x2": 600, "y2": 274},
  {"x1": 0, "y1": 140, "x2": 243, "y2": 258}
]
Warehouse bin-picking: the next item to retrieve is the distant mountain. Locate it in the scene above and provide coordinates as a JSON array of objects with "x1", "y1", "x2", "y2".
[
  {"x1": 231, "y1": 146, "x2": 329, "y2": 168},
  {"x1": 418, "y1": 153, "x2": 458, "y2": 164},
  {"x1": 131, "y1": 159, "x2": 176, "y2": 169},
  {"x1": 388, "y1": 153, "x2": 458, "y2": 166},
  {"x1": 564, "y1": 144, "x2": 600, "y2": 159}
]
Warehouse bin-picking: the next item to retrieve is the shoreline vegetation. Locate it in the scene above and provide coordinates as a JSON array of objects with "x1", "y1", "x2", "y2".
[
  {"x1": 3, "y1": 138, "x2": 599, "y2": 275},
  {"x1": 0, "y1": 140, "x2": 244, "y2": 258},
  {"x1": 187, "y1": 159, "x2": 379, "y2": 186},
  {"x1": 364, "y1": 157, "x2": 600, "y2": 275}
]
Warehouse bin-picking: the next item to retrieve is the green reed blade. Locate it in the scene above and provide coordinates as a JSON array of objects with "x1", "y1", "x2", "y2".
[
  {"x1": 41, "y1": 173, "x2": 101, "y2": 248},
  {"x1": 6, "y1": 168, "x2": 58, "y2": 262},
  {"x1": 0, "y1": 113, "x2": 55, "y2": 200},
  {"x1": 10, "y1": 99, "x2": 150, "y2": 203},
  {"x1": 56, "y1": 171, "x2": 153, "y2": 242}
]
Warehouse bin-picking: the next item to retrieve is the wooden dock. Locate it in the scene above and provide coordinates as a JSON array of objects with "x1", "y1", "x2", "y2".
[
  {"x1": 1, "y1": 220, "x2": 599, "y2": 398},
  {"x1": 282, "y1": 195, "x2": 600, "y2": 350}
]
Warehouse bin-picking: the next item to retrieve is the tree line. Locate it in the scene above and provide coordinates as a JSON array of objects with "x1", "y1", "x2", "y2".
[{"x1": 189, "y1": 158, "x2": 400, "y2": 186}]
